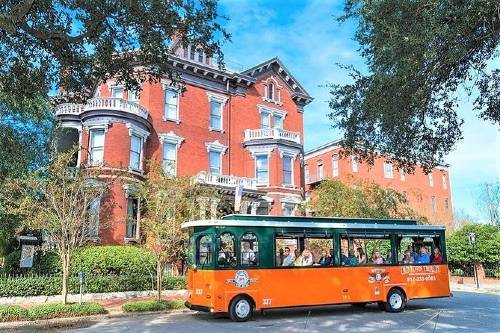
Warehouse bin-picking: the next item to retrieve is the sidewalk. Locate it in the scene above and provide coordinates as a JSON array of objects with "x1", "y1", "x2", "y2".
[{"x1": 450, "y1": 283, "x2": 500, "y2": 296}]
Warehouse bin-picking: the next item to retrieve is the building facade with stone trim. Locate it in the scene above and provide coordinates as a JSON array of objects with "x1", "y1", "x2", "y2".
[
  {"x1": 304, "y1": 140, "x2": 454, "y2": 230},
  {"x1": 55, "y1": 45, "x2": 312, "y2": 244}
]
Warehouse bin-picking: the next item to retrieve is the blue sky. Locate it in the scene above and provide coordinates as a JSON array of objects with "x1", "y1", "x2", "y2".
[{"x1": 218, "y1": 0, "x2": 500, "y2": 221}]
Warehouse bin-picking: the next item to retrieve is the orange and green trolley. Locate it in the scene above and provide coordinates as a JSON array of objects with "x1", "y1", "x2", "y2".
[{"x1": 182, "y1": 215, "x2": 451, "y2": 321}]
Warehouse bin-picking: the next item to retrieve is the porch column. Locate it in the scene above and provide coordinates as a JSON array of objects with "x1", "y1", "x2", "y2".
[
  {"x1": 210, "y1": 198, "x2": 220, "y2": 220},
  {"x1": 250, "y1": 201, "x2": 260, "y2": 215},
  {"x1": 239, "y1": 200, "x2": 250, "y2": 214},
  {"x1": 196, "y1": 197, "x2": 210, "y2": 220}
]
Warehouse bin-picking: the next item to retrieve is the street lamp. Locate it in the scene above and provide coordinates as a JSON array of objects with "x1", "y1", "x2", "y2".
[{"x1": 468, "y1": 232, "x2": 479, "y2": 289}]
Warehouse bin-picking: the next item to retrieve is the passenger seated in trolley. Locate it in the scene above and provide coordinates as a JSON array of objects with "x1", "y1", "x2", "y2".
[
  {"x1": 346, "y1": 249, "x2": 359, "y2": 265},
  {"x1": 241, "y1": 241, "x2": 257, "y2": 265},
  {"x1": 281, "y1": 247, "x2": 295, "y2": 266},
  {"x1": 414, "y1": 245, "x2": 430, "y2": 264},
  {"x1": 401, "y1": 250, "x2": 415, "y2": 264},
  {"x1": 372, "y1": 250, "x2": 384, "y2": 265},
  {"x1": 218, "y1": 243, "x2": 236, "y2": 266},
  {"x1": 431, "y1": 247, "x2": 443, "y2": 264},
  {"x1": 357, "y1": 247, "x2": 367, "y2": 265},
  {"x1": 298, "y1": 249, "x2": 314, "y2": 266},
  {"x1": 316, "y1": 249, "x2": 331, "y2": 266}
]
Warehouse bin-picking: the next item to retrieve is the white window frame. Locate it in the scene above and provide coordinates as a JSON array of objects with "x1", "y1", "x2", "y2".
[
  {"x1": 260, "y1": 111, "x2": 271, "y2": 129},
  {"x1": 126, "y1": 123, "x2": 149, "y2": 172},
  {"x1": 163, "y1": 86, "x2": 180, "y2": 123},
  {"x1": 159, "y1": 131, "x2": 184, "y2": 176},
  {"x1": 87, "y1": 196, "x2": 101, "y2": 240},
  {"x1": 88, "y1": 128, "x2": 106, "y2": 166},
  {"x1": 127, "y1": 85, "x2": 141, "y2": 102},
  {"x1": 317, "y1": 161, "x2": 324, "y2": 180},
  {"x1": 442, "y1": 175, "x2": 447, "y2": 189},
  {"x1": 209, "y1": 150, "x2": 222, "y2": 175},
  {"x1": 261, "y1": 76, "x2": 283, "y2": 106},
  {"x1": 383, "y1": 162, "x2": 393, "y2": 179},
  {"x1": 351, "y1": 155, "x2": 358, "y2": 172},
  {"x1": 282, "y1": 155, "x2": 294, "y2": 187},
  {"x1": 258, "y1": 105, "x2": 287, "y2": 129},
  {"x1": 429, "y1": 173, "x2": 434, "y2": 187},
  {"x1": 431, "y1": 196, "x2": 437, "y2": 212},
  {"x1": 111, "y1": 85, "x2": 124, "y2": 98},
  {"x1": 255, "y1": 154, "x2": 270, "y2": 186},
  {"x1": 205, "y1": 140, "x2": 228, "y2": 175},
  {"x1": 332, "y1": 155, "x2": 339, "y2": 177},
  {"x1": 400, "y1": 168, "x2": 406, "y2": 181},
  {"x1": 207, "y1": 93, "x2": 228, "y2": 132},
  {"x1": 273, "y1": 113, "x2": 283, "y2": 129},
  {"x1": 304, "y1": 164, "x2": 310, "y2": 184},
  {"x1": 125, "y1": 196, "x2": 140, "y2": 241}
]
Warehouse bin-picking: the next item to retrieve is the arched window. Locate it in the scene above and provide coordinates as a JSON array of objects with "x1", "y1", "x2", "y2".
[
  {"x1": 268, "y1": 83, "x2": 274, "y2": 101},
  {"x1": 240, "y1": 232, "x2": 259, "y2": 266},
  {"x1": 217, "y1": 232, "x2": 237, "y2": 267},
  {"x1": 196, "y1": 235, "x2": 212, "y2": 265}
]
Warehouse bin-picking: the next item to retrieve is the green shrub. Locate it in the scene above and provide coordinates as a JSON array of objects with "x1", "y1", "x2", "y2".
[
  {"x1": 122, "y1": 300, "x2": 185, "y2": 312},
  {"x1": 71, "y1": 246, "x2": 155, "y2": 275},
  {"x1": 0, "y1": 305, "x2": 28, "y2": 322},
  {"x1": 163, "y1": 276, "x2": 187, "y2": 290},
  {"x1": 0, "y1": 275, "x2": 186, "y2": 297},
  {"x1": 26, "y1": 302, "x2": 105, "y2": 320},
  {"x1": 0, "y1": 250, "x2": 60, "y2": 275},
  {"x1": 0, "y1": 303, "x2": 105, "y2": 322}
]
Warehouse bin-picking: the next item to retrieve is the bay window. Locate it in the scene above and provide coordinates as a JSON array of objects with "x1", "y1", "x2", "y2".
[{"x1": 282, "y1": 155, "x2": 293, "y2": 186}]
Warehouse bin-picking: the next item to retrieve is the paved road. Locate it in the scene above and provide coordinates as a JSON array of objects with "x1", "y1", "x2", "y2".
[{"x1": 64, "y1": 291, "x2": 499, "y2": 333}]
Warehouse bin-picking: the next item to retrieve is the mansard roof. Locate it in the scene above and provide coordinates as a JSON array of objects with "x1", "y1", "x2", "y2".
[{"x1": 242, "y1": 57, "x2": 313, "y2": 105}]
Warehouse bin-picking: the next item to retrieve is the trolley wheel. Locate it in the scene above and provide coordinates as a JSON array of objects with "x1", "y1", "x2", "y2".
[
  {"x1": 385, "y1": 288, "x2": 406, "y2": 313},
  {"x1": 229, "y1": 295, "x2": 253, "y2": 322}
]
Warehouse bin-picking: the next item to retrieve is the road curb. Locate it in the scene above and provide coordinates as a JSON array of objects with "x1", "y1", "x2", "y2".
[{"x1": 0, "y1": 308, "x2": 191, "y2": 331}]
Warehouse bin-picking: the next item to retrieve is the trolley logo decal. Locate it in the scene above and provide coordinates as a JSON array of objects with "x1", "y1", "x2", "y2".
[
  {"x1": 226, "y1": 270, "x2": 258, "y2": 288},
  {"x1": 401, "y1": 265, "x2": 439, "y2": 282},
  {"x1": 368, "y1": 269, "x2": 390, "y2": 284}
]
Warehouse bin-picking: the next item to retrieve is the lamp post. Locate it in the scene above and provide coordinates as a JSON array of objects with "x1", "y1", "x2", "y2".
[{"x1": 468, "y1": 232, "x2": 479, "y2": 289}]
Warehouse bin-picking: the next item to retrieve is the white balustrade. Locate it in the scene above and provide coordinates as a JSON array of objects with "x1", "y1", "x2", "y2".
[
  {"x1": 55, "y1": 103, "x2": 85, "y2": 116},
  {"x1": 195, "y1": 171, "x2": 257, "y2": 190},
  {"x1": 244, "y1": 128, "x2": 301, "y2": 144},
  {"x1": 54, "y1": 98, "x2": 149, "y2": 119}
]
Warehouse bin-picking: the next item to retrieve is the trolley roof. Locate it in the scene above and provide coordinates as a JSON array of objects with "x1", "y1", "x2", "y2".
[{"x1": 181, "y1": 214, "x2": 446, "y2": 231}]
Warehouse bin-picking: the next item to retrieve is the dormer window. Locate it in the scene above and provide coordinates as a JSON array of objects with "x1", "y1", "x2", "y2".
[
  {"x1": 262, "y1": 77, "x2": 283, "y2": 106},
  {"x1": 268, "y1": 83, "x2": 274, "y2": 101},
  {"x1": 198, "y1": 48, "x2": 204, "y2": 63}
]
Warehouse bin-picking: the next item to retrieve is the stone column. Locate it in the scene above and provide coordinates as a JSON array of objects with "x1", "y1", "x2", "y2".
[
  {"x1": 250, "y1": 201, "x2": 260, "y2": 215},
  {"x1": 210, "y1": 198, "x2": 220, "y2": 220},
  {"x1": 196, "y1": 197, "x2": 210, "y2": 220},
  {"x1": 239, "y1": 200, "x2": 250, "y2": 214}
]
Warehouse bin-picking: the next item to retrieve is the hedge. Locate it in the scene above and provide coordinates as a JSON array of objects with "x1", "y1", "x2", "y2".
[
  {"x1": 122, "y1": 300, "x2": 185, "y2": 312},
  {"x1": 0, "y1": 303, "x2": 105, "y2": 322},
  {"x1": 0, "y1": 246, "x2": 156, "y2": 276},
  {"x1": 0, "y1": 275, "x2": 186, "y2": 297}
]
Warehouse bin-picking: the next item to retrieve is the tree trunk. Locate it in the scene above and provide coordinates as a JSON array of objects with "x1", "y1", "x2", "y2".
[
  {"x1": 61, "y1": 251, "x2": 71, "y2": 304},
  {"x1": 156, "y1": 259, "x2": 163, "y2": 302}
]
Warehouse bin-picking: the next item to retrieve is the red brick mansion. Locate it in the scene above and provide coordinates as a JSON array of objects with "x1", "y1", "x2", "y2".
[{"x1": 56, "y1": 45, "x2": 312, "y2": 243}]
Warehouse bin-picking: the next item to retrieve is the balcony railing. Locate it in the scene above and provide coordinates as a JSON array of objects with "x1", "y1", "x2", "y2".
[
  {"x1": 55, "y1": 98, "x2": 149, "y2": 120},
  {"x1": 55, "y1": 103, "x2": 85, "y2": 116},
  {"x1": 244, "y1": 128, "x2": 301, "y2": 144},
  {"x1": 195, "y1": 171, "x2": 257, "y2": 190}
]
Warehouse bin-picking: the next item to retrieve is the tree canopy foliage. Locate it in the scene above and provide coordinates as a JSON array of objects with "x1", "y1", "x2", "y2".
[
  {"x1": 447, "y1": 223, "x2": 500, "y2": 266},
  {"x1": 305, "y1": 179, "x2": 425, "y2": 222},
  {"x1": 330, "y1": 0, "x2": 500, "y2": 172},
  {"x1": 0, "y1": 0, "x2": 229, "y2": 109}
]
